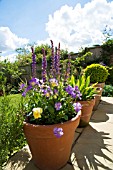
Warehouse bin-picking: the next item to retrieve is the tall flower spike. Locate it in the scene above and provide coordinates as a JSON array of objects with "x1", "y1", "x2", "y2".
[
  {"x1": 31, "y1": 47, "x2": 36, "y2": 78},
  {"x1": 50, "y1": 40, "x2": 55, "y2": 78},
  {"x1": 57, "y1": 42, "x2": 61, "y2": 80},
  {"x1": 42, "y1": 48, "x2": 47, "y2": 82}
]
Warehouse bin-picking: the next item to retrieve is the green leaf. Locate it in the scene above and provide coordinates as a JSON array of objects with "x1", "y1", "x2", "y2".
[
  {"x1": 48, "y1": 105, "x2": 55, "y2": 114},
  {"x1": 85, "y1": 76, "x2": 90, "y2": 87},
  {"x1": 70, "y1": 75, "x2": 75, "y2": 87},
  {"x1": 64, "y1": 115, "x2": 68, "y2": 120}
]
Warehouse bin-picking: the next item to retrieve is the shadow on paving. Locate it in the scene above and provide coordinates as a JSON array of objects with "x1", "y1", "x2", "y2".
[
  {"x1": 91, "y1": 100, "x2": 113, "y2": 123},
  {"x1": 4, "y1": 147, "x2": 32, "y2": 170},
  {"x1": 71, "y1": 125, "x2": 113, "y2": 170}
]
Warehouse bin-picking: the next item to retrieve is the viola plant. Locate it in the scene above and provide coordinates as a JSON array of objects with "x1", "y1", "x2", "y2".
[{"x1": 20, "y1": 40, "x2": 82, "y2": 137}]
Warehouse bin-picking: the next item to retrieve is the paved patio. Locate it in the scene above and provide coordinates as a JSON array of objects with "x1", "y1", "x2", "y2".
[{"x1": 5, "y1": 97, "x2": 113, "y2": 170}]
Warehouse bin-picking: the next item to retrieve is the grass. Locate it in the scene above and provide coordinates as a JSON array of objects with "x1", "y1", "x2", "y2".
[{"x1": 0, "y1": 93, "x2": 26, "y2": 168}]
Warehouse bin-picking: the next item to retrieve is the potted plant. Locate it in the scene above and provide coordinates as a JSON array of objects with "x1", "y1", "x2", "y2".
[
  {"x1": 69, "y1": 75, "x2": 97, "y2": 127},
  {"x1": 20, "y1": 41, "x2": 82, "y2": 170},
  {"x1": 84, "y1": 63, "x2": 109, "y2": 107},
  {"x1": 84, "y1": 63, "x2": 108, "y2": 89}
]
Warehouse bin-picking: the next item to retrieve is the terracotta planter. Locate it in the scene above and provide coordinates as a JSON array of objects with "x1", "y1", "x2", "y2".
[
  {"x1": 78, "y1": 99, "x2": 95, "y2": 127},
  {"x1": 95, "y1": 82, "x2": 105, "y2": 91},
  {"x1": 93, "y1": 87, "x2": 102, "y2": 111},
  {"x1": 23, "y1": 111, "x2": 81, "y2": 170}
]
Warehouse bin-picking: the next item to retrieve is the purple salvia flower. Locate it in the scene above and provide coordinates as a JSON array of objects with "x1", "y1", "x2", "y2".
[
  {"x1": 31, "y1": 47, "x2": 36, "y2": 78},
  {"x1": 55, "y1": 102, "x2": 62, "y2": 111},
  {"x1": 53, "y1": 127, "x2": 64, "y2": 138},
  {"x1": 50, "y1": 40, "x2": 55, "y2": 77},
  {"x1": 57, "y1": 42, "x2": 61, "y2": 80},
  {"x1": 73, "y1": 102, "x2": 82, "y2": 113},
  {"x1": 42, "y1": 48, "x2": 47, "y2": 82}
]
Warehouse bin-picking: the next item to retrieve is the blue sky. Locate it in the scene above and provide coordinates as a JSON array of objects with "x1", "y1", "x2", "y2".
[
  {"x1": 0, "y1": 0, "x2": 113, "y2": 61},
  {"x1": 0, "y1": 0, "x2": 89, "y2": 41}
]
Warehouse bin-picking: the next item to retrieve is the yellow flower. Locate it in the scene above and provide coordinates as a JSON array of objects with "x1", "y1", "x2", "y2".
[
  {"x1": 53, "y1": 95, "x2": 57, "y2": 99},
  {"x1": 51, "y1": 82, "x2": 57, "y2": 87},
  {"x1": 32, "y1": 108, "x2": 43, "y2": 119},
  {"x1": 46, "y1": 92, "x2": 50, "y2": 97}
]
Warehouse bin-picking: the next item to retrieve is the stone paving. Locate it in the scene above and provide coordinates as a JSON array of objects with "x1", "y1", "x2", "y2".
[{"x1": 4, "y1": 97, "x2": 113, "y2": 170}]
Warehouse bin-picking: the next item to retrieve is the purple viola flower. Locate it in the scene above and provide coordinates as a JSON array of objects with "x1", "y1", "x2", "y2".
[
  {"x1": 65, "y1": 85, "x2": 74, "y2": 95},
  {"x1": 73, "y1": 102, "x2": 82, "y2": 113},
  {"x1": 75, "y1": 86, "x2": 79, "y2": 91},
  {"x1": 71, "y1": 92, "x2": 76, "y2": 98},
  {"x1": 77, "y1": 92, "x2": 82, "y2": 100},
  {"x1": 31, "y1": 47, "x2": 36, "y2": 78},
  {"x1": 22, "y1": 85, "x2": 32, "y2": 97},
  {"x1": 26, "y1": 85, "x2": 32, "y2": 91},
  {"x1": 29, "y1": 78, "x2": 39, "y2": 86},
  {"x1": 54, "y1": 88, "x2": 58, "y2": 94},
  {"x1": 19, "y1": 83, "x2": 25, "y2": 91},
  {"x1": 53, "y1": 127, "x2": 64, "y2": 138},
  {"x1": 55, "y1": 102, "x2": 62, "y2": 111},
  {"x1": 49, "y1": 78, "x2": 58, "y2": 87},
  {"x1": 22, "y1": 91, "x2": 26, "y2": 97}
]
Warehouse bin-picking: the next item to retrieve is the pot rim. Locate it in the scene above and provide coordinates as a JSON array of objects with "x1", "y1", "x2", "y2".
[{"x1": 23, "y1": 111, "x2": 81, "y2": 127}]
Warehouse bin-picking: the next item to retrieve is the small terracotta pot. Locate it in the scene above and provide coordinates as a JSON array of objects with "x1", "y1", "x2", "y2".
[
  {"x1": 23, "y1": 111, "x2": 81, "y2": 170},
  {"x1": 95, "y1": 82, "x2": 105, "y2": 91},
  {"x1": 78, "y1": 99, "x2": 95, "y2": 127},
  {"x1": 93, "y1": 87, "x2": 102, "y2": 111}
]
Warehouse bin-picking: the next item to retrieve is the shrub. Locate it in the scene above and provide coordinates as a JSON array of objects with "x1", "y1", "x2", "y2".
[
  {"x1": 102, "y1": 85, "x2": 113, "y2": 97},
  {"x1": 0, "y1": 93, "x2": 26, "y2": 168},
  {"x1": 106, "y1": 66, "x2": 113, "y2": 85},
  {"x1": 84, "y1": 64, "x2": 108, "y2": 83}
]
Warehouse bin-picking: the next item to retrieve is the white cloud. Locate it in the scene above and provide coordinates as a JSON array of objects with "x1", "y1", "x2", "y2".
[
  {"x1": 45, "y1": 0, "x2": 113, "y2": 52},
  {"x1": 0, "y1": 52, "x2": 17, "y2": 62},
  {"x1": 0, "y1": 27, "x2": 29, "y2": 53}
]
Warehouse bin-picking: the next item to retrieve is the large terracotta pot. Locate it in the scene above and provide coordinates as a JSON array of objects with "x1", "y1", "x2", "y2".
[
  {"x1": 78, "y1": 99, "x2": 95, "y2": 127},
  {"x1": 23, "y1": 111, "x2": 81, "y2": 170}
]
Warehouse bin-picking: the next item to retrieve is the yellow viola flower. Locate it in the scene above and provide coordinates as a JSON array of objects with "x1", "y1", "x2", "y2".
[
  {"x1": 46, "y1": 92, "x2": 50, "y2": 97},
  {"x1": 32, "y1": 108, "x2": 43, "y2": 119},
  {"x1": 53, "y1": 95, "x2": 57, "y2": 99}
]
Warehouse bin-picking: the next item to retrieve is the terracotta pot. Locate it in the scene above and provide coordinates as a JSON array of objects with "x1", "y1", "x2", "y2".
[
  {"x1": 78, "y1": 99, "x2": 95, "y2": 127},
  {"x1": 23, "y1": 111, "x2": 81, "y2": 170},
  {"x1": 93, "y1": 87, "x2": 102, "y2": 111},
  {"x1": 95, "y1": 82, "x2": 105, "y2": 90}
]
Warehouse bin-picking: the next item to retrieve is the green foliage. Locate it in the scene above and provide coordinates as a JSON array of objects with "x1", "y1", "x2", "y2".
[
  {"x1": 0, "y1": 60, "x2": 23, "y2": 93},
  {"x1": 16, "y1": 53, "x2": 32, "y2": 66},
  {"x1": 102, "y1": 85, "x2": 113, "y2": 97},
  {"x1": 0, "y1": 93, "x2": 26, "y2": 168},
  {"x1": 84, "y1": 64, "x2": 109, "y2": 83},
  {"x1": 70, "y1": 75, "x2": 97, "y2": 101},
  {"x1": 101, "y1": 39, "x2": 113, "y2": 65},
  {"x1": 106, "y1": 66, "x2": 113, "y2": 85}
]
